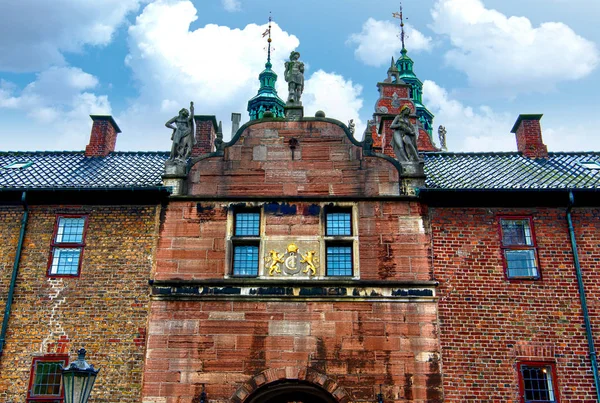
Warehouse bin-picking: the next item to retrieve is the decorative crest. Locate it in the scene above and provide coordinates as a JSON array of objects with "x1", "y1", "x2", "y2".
[{"x1": 392, "y1": 2, "x2": 408, "y2": 51}]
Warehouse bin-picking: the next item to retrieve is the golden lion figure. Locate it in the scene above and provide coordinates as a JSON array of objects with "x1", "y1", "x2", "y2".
[
  {"x1": 266, "y1": 250, "x2": 285, "y2": 275},
  {"x1": 301, "y1": 250, "x2": 318, "y2": 276}
]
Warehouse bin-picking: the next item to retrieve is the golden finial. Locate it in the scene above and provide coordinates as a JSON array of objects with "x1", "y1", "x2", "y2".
[{"x1": 262, "y1": 12, "x2": 274, "y2": 66}]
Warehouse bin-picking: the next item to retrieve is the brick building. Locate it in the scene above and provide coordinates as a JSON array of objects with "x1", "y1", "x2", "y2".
[
  {"x1": 420, "y1": 115, "x2": 600, "y2": 402},
  {"x1": 0, "y1": 39, "x2": 599, "y2": 403},
  {"x1": 0, "y1": 117, "x2": 169, "y2": 402}
]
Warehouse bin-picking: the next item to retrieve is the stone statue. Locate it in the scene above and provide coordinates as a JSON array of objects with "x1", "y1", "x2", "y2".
[
  {"x1": 166, "y1": 102, "x2": 195, "y2": 161},
  {"x1": 284, "y1": 51, "x2": 304, "y2": 104},
  {"x1": 391, "y1": 105, "x2": 420, "y2": 163},
  {"x1": 348, "y1": 119, "x2": 355, "y2": 136},
  {"x1": 438, "y1": 125, "x2": 447, "y2": 150}
]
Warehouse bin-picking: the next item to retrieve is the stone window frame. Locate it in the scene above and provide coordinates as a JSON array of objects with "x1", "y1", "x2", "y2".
[
  {"x1": 47, "y1": 215, "x2": 88, "y2": 277},
  {"x1": 497, "y1": 215, "x2": 540, "y2": 280},
  {"x1": 517, "y1": 361, "x2": 560, "y2": 403},
  {"x1": 27, "y1": 355, "x2": 68, "y2": 403},
  {"x1": 322, "y1": 204, "x2": 359, "y2": 278},
  {"x1": 229, "y1": 207, "x2": 262, "y2": 277}
]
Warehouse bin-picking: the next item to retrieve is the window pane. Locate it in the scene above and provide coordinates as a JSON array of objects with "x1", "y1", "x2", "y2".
[
  {"x1": 235, "y1": 213, "x2": 260, "y2": 236},
  {"x1": 50, "y1": 248, "x2": 82, "y2": 275},
  {"x1": 326, "y1": 212, "x2": 352, "y2": 236},
  {"x1": 233, "y1": 245, "x2": 259, "y2": 276},
  {"x1": 505, "y1": 249, "x2": 538, "y2": 277},
  {"x1": 501, "y1": 219, "x2": 532, "y2": 246},
  {"x1": 522, "y1": 365, "x2": 555, "y2": 402},
  {"x1": 32, "y1": 361, "x2": 64, "y2": 397},
  {"x1": 326, "y1": 246, "x2": 352, "y2": 276},
  {"x1": 55, "y1": 217, "x2": 85, "y2": 243}
]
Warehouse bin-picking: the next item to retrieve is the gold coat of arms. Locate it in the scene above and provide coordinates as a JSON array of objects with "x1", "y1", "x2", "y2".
[{"x1": 265, "y1": 243, "x2": 319, "y2": 277}]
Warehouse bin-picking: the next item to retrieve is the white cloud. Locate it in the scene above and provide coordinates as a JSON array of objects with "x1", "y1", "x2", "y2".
[
  {"x1": 0, "y1": 67, "x2": 111, "y2": 149},
  {"x1": 221, "y1": 0, "x2": 241, "y2": 12},
  {"x1": 116, "y1": 0, "x2": 365, "y2": 151},
  {"x1": 0, "y1": 0, "x2": 140, "y2": 72},
  {"x1": 303, "y1": 70, "x2": 364, "y2": 133},
  {"x1": 423, "y1": 80, "x2": 515, "y2": 151},
  {"x1": 422, "y1": 80, "x2": 600, "y2": 152},
  {"x1": 347, "y1": 18, "x2": 432, "y2": 67},
  {"x1": 431, "y1": 0, "x2": 599, "y2": 93}
]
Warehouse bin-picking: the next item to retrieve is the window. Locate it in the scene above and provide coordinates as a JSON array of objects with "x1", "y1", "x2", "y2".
[
  {"x1": 27, "y1": 356, "x2": 68, "y2": 402},
  {"x1": 4, "y1": 161, "x2": 33, "y2": 169},
  {"x1": 325, "y1": 208, "x2": 354, "y2": 276},
  {"x1": 48, "y1": 216, "x2": 87, "y2": 276},
  {"x1": 518, "y1": 362, "x2": 559, "y2": 403},
  {"x1": 232, "y1": 210, "x2": 260, "y2": 276},
  {"x1": 499, "y1": 217, "x2": 539, "y2": 279}
]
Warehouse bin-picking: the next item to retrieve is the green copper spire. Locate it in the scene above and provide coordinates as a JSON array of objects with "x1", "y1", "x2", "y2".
[
  {"x1": 247, "y1": 14, "x2": 285, "y2": 121},
  {"x1": 393, "y1": 2, "x2": 434, "y2": 136}
]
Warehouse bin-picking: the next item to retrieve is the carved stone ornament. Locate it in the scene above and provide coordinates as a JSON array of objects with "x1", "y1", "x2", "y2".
[
  {"x1": 391, "y1": 92, "x2": 401, "y2": 108},
  {"x1": 377, "y1": 106, "x2": 389, "y2": 114},
  {"x1": 284, "y1": 51, "x2": 305, "y2": 105},
  {"x1": 166, "y1": 101, "x2": 195, "y2": 161},
  {"x1": 438, "y1": 125, "x2": 447, "y2": 150},
  {"x1": 265, "y1": 243, "x2": 319, "y2": 277},
  {"x1": 391, "y1": 105, "x2": 420, "y2": 163}
]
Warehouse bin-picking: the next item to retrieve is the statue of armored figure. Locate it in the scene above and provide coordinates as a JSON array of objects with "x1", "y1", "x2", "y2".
[
  {"x1": 284, "y1": 51, "x2": 304, "y2": 105},
  {"x1": 391, "y1": 105, "x2": 420, "y2": 163},
  {"x1": 166, "y1": 102, "x2": 195, "y2": 162}
]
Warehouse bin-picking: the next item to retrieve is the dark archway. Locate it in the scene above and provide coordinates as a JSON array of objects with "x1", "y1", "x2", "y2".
[{"x1": 245, "y1": 380, "x2": 338, "y2": 403}]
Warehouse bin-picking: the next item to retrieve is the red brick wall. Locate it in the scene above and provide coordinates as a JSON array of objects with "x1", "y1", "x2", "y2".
[
  {"x1": 144, "y1": 300, "x2": 441, "y2": 402},
  {"x1": 85, "y1": 119, "x2": 118, "y2": 157},
  {"x1": 431, "y1": 207, "x2": 597, "y2": 402},
  {"x1": 187, "y1": 121, "x2": 400, "y2": 197},
  {"x1": 0, "y1": 205, "x2": 159, "y2": 403},
  {"x1": 155, "y1": 201, "x2": 431, "y2": 282},
  {"x1": 515, "y1": 119, "x2": 548, "y2": 159},
  {"x1": 192, "y1": 119, "x2": 216, "y2": 156}
]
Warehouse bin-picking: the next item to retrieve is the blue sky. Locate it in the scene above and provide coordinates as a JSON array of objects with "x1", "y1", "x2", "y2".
[{"x1": 0, "y1": 0, "x2": 598, "y2": 152}]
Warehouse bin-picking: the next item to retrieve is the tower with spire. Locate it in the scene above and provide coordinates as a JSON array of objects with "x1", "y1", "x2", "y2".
[
  {"x1": 393, "y1": 4, "x2": 434, "y2": 136},
  {"x1": 247, "y1": 15, "x2": 286, "y2": 121}
]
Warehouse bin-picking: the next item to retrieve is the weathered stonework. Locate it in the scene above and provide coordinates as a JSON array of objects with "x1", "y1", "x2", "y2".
[
  {"x1": 0, "y1": 205, "x2": 159, "y2": 403},
  {"x1": 146, "y1": 118, "x2": 441, "y2": 402},
  {"x1": 431, "y1": 207, "x2": 599, "y2": 402}
]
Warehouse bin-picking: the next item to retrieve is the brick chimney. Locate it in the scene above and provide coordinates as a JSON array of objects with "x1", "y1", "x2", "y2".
[
  {"x1": 191, "y1": 115, "x2": 218, "y2": 156},
  {"x1": 84, "y1": 115, "x2": 121, "y2": 157},
  {"x1": 511, "y1": 114, "x2": 548, "y2": 159}
]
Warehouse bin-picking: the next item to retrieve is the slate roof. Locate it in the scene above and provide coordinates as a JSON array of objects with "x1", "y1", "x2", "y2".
[
  {"x1": 423, "y1": 152, "x2": 600, "y2": 190},
  {"x1": 0, "y1": 151, "x2": 169, "y2": 189},
  {"x1": 2, "y1": 150, "x2": 600, "y2": 191}
]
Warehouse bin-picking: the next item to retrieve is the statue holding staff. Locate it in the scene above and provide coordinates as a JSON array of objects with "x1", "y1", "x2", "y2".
[{"x1": 166, "y1": 102, "x2": 195, "y2": 161}]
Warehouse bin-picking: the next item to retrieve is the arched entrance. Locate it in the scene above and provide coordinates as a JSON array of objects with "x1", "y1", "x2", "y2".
[{"x1": 245, "y1": 380, "x2": 338, "y2": 403}]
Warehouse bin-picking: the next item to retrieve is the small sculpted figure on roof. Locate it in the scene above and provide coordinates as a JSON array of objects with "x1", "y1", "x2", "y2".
[
  {"x1": 166, "y1": 102, "x2": 195, "y2": 161},
  {"x1": 284, "y1": 51, "x2": 304, "y2": 105},
  {"x1": 438, "y1": 125, "x2": 447, "y2": 151},
  {"x1": 391, "y1": 105, "x2": 420, "y2": 163}
]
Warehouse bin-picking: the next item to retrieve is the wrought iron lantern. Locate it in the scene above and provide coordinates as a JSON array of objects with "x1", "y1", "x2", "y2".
[{"x1": 61, "y1": 348, "x2": 100, "y2": 403}]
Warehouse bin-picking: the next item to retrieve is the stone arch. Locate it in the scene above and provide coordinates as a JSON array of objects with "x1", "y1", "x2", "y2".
[{"x1": 231, "y1": 367, "x2": 351, "y2": 403}]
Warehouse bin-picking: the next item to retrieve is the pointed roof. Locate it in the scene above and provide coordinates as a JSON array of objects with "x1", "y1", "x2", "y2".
[{"x1": 247, "y1": 16, "x2": 285, "y2": 120}]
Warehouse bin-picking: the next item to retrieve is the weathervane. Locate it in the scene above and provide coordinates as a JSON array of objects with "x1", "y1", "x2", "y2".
[
  {"x1": 392, "y1": 2, "x2": 408, "y2": 51},
  {"x1": 262, "y1": 12, "x2": 274, "y2": 66}
]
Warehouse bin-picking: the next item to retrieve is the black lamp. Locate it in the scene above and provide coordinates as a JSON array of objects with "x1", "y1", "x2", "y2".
[{"x1": 61, "y1": 348, "x2": 100, "y2": 403}]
